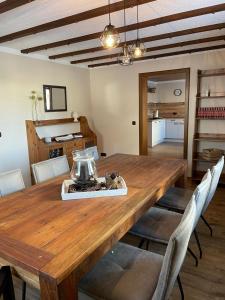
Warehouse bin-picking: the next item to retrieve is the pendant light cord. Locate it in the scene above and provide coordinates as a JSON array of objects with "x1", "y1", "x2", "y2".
[
  {"x1": 124, "y1": 0, "x2": 127, "y2": 43},
  {"x1": 108, "y1": 0, "x2": 111, "y2": 24},
  {"x1": 137, "y1": 0, "x2": 139, "y2": 40}
]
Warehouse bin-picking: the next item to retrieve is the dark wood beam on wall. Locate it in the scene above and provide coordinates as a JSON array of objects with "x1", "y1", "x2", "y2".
[
  {"x1": 0, "y1": 0, "x2": 35, "y2": 14},
  {"x1": 20, "y1": 3, "x2": 225, "y2": 54},
  {"x1": 50, "y1": 22, "x2": 225, "y2": 59},
  {"x1": 70, "y1": 35, "x2": 225, "y2": 64},
  {"x1": 88, "y1": 44, "x2": 225, "y2": 68},
  {"x1": 0, "y1": 0, "x2": 155, "y2": 43}
]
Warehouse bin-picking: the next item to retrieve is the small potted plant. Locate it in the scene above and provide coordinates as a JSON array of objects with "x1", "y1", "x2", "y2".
[{"x1": 29, "y1": 91, "x2": 43, "y2": 121}]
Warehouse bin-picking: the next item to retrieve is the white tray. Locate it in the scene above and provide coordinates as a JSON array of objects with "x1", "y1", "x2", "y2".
[{"x1": 61, "y1": 176, "x2": 128, "y2": 200}]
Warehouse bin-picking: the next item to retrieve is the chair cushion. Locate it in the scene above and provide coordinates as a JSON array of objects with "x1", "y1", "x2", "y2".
[
  {"x1": 157, "y1": 187, "x2": 193, "y2": 211},
  {"x1": 130, "y1": 207, "x2": 182, "y2": 243},
  {"x1": 80, "y1": 242, "x2": 163, "y2": 300}
]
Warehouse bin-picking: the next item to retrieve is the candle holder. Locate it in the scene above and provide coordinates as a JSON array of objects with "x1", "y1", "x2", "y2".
[{"x1": 70, "y1": 150, "x2": 98, "y2": 190}]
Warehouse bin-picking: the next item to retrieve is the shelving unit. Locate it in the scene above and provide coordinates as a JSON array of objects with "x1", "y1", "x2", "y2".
[{"x1": 192, "y1": 69, "x2": 225, "y2": 184}]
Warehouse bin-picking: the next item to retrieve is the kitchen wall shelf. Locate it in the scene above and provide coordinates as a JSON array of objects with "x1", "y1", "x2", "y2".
[{"x1": 192, "y1": 69, "x2": 225, "y2": 182}]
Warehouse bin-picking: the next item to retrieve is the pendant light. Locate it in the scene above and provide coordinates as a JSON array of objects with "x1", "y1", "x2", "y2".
[
  {"x1": 100, "y1": 0, "x2": 120, "y2": 49},
  {"x1": 118, "y1": 0, "x2": 133, "y2": 66},
  {"x1": 131, "y1": 0, "x2": 146, "y2": 58}
]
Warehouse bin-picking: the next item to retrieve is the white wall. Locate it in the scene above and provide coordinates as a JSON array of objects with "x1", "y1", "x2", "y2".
[
  {"x1": 0, "y1": 52, "x2": 92, "y2": 185},
  {"x1": 90, "y1": 49, "x2": 225, "y2": 176},
  {"x1": 157, "y1": 80, "x2": 186, "y2": 103},
  {"x1": 147, "y1": 80, "x2": 186, "y2": 103}
]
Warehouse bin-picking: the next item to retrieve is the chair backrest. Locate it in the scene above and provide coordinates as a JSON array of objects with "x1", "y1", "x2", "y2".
[
  {"x1": 0, "y1": 169, "x2": 25, "y2": 197},
  {"x1": 84, "y1": 146, "x2": 99, "y2": 161},
  {"x1": 192, "y1": 169, "x2": 212, "y2": 229},
  {"x1": 202, "y1": 156, "x2": 224, "y2": 214},
  {"x1": 152, "y1": 195, "x2": 197, "y2": 300},
  {"x1": 153, "y1": 170, "x2": 211, "y2": 300},
  {"x1": 32, "y1": 155, "x2": 70, "y2": 184}
]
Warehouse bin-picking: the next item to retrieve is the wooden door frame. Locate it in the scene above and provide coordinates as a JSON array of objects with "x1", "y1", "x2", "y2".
[{"x1": 139, "y1": 68, "x2": 190, "y2": 158}]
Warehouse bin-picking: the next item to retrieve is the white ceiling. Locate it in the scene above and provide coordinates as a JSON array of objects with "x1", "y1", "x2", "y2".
[{"x1": 0, "y1": 0, "x2": 225, "y2": 67}]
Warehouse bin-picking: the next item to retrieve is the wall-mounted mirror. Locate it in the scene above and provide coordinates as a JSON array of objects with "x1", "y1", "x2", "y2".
[{"x1": 43, "y1": 85, "x2": 67, "y2": 112}]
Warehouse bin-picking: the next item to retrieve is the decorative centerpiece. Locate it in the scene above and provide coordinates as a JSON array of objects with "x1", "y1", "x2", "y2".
[{"x1": 61, "y1": 150, "x2": 127, "y2": 200}]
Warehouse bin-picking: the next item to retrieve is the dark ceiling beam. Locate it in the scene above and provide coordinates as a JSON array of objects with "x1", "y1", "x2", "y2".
[
  {"x1": 0, "y1": 0, "x2": 155, "y2": 43},
  {"x1": 0, "y1": 0, "x2": 35, "y2": 14},
  {"x1": 50, "y1": 22, "x2": 225, "y2": 59},
  {"x1": 70, "y1": 35, "x2": 225, "y2": 64},
  {"x1": 88, "y1": 44, "x2": 225, "y2": 68},
  {"x1": 21, "y1": 3, "x2": 225, "y2": 54}
]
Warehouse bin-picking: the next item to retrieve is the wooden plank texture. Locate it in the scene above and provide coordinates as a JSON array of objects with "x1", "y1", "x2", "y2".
[
  {"x1": 0, "y1": 154, "x2": 186, "y2": 299},
  {"x1": 148, "y1": 102, "x2": 185, "y2": 118}
]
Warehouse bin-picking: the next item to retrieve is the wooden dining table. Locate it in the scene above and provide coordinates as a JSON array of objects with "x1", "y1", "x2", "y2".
[{"x1": 0, "y1": 154, "x2": 186, "y2": 300}]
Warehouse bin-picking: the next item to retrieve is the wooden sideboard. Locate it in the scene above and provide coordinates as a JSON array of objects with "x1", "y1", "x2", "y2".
[{"x1": 26, "y1": 116, "x2": 97, "y2": 182}]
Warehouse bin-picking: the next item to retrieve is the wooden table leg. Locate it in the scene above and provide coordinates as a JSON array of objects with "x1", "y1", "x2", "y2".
[
  {"x1": 40, "y1": 271, "x2": 78, "y2": 300},
  {"x1": 175, "y1": 171, "x2": 186, "y2": 188},
  {"x1": 0, "y1": 266, "x2": 15, "y2": 300}
]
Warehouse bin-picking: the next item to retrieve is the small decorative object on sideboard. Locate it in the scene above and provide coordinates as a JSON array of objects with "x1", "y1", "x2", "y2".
[{"x1": 61, "y1": 150, "x2": 127, "y2": 200}]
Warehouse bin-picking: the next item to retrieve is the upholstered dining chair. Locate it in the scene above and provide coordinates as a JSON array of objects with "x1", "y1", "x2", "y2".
[
  {"x1": 79, "y1": 191, "x2": 197, "y2": 300},
  {"x1": 84, "y1": 146, "x2": 99, "y2": 161},
  {"x1": 0, "y1": 169, "x2": 26, "y2": 299},
  {"x1": 0, "y1": 169, "x2": 25, "y2": 197},
  {"x1": 157, "y1": 156, "x2": 224, "y2": 237},
  {"x1": 129, "y1": 169, "x2": 211, "y2": 267},
  {"x1": 32, "y1": 155, "x2": 70, "y2": 184}
]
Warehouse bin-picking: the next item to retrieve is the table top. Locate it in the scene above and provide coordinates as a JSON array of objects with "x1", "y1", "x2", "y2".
[{"x1": 0, "y1": 154, "x2": 186, "y2": 285}]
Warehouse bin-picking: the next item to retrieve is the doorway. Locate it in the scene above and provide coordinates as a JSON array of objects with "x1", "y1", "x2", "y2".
[{"x1": 139, "y1": 68, "x2": 190, "y2": 159}]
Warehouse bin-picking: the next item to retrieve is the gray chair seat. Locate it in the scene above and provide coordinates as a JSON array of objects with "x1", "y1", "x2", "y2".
[
  {"x1": 157, "y1": 187, "x2": 193, "y2": 211},
  {"x1": 80, "y1": 242, "x2": 163, "y2": 300},
  {"x1": 130, "y1": 207, "x2": 182, "y2": 243}
]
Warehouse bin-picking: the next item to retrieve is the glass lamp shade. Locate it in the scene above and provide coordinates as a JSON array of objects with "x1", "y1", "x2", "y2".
[
  {"x1": 118, "y1": 44, "x2": 133, "y2": 66},
  {"x1": 100, "y1": 24, "x2": 120, "y2": 49},
  {"x1": 131, "y1": 40, "x2": 146, "y2": 58}
]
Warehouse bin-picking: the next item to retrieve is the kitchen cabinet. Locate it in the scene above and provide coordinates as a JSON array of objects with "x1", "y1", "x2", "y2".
[
  {"x1": 148, "y1": 119, "x2": 165, "y2": 147},
  {"x1": 165, "y1": 119, "x2": 184, "y2": 140}
]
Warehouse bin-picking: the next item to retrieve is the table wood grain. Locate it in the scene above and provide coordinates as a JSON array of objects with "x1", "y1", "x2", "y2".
[{"x1": 0, "y1": 154, "x2": 186, "y2": 300}]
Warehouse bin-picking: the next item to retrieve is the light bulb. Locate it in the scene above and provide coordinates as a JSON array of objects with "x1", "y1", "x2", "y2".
[
  {"x1": 105, "y1": 34, "x2": 116, "y2": 48},
  {"x1": 133, "y1": 46, "x2": 142, "y2": 58},
  {"x1": 100, "y1": 24, "x2": 120, "y2": 49},
  {"x1": 131, "y1": 40, "x2": 146, "y2": 58}
]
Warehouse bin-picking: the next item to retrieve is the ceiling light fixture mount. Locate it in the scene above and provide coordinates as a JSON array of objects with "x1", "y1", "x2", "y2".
[
  {"x1": 118, "y1": 0, "x2": 133, "y2": 66},
  {"x1": 131, "y1": 0, "x2": 146, "y2": 58},
  {"x1": 100, "y1": 0, "x2": 120, "y2": 49}
]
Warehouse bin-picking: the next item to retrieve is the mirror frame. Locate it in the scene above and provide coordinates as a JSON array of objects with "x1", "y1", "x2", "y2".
[{"x1": 43, "y1": 85, "x2": 67, "y2": 112}]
